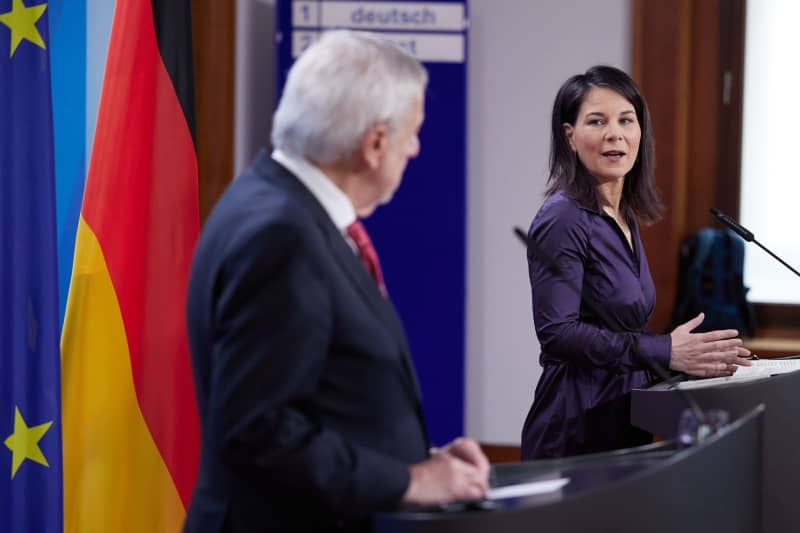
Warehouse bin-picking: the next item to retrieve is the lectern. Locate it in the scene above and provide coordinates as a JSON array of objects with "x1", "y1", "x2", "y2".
[
  {"x1": 633, "y1": 370, "x2": 800, "y2": 533},
  {"x1": 374, "y1": 406, "x2": 763, "y2": 533}
]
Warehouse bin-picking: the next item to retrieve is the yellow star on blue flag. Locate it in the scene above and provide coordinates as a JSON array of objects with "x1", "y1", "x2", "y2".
[
  {"x1": 3, "y1": 407, "x2": 52, "y2": 478},
  {"x1": 0, "y1": 0, "x2": 47, "y2": 57}
]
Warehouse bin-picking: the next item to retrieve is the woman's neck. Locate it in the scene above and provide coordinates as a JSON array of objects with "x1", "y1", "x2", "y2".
[{"x1": 595, "y1": 178, "x2": 625, "y2": 219}]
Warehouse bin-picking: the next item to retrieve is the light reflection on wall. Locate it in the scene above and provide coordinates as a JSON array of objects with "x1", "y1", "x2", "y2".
[{"x1": 740, "y1": 0, "x2": 800, "y2": 304}]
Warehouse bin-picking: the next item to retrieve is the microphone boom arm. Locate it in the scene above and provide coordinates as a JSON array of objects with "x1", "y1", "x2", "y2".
[{"x1": 710, "y1": 207, "x2": 800, "y2": 279}]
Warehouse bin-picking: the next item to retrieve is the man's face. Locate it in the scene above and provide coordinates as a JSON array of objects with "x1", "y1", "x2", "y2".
[{"x1": 375, "y1": 92, "x2": 425, "y2": 205}]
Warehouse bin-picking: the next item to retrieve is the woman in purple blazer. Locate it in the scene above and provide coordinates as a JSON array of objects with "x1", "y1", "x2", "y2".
[{"x1": 521, "y1": 66, "x2": 752, "y2": 460}]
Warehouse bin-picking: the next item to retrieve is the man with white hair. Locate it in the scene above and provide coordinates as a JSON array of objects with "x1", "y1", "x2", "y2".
[{"x1": 184, "y1": 31, "x2": 490, "y2": 533}]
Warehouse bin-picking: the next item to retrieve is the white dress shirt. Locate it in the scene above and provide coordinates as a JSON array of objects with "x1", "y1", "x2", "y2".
[{"x1": 271, "y1": 149, "x2": 357, "y2": 244}]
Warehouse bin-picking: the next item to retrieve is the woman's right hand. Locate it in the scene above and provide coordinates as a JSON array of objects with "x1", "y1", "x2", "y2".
[{"x1": 669, "y1": 312, "x2": 752, "y2": 377}]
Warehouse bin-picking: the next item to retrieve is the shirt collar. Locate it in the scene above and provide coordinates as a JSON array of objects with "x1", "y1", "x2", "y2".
[
  {"x1": 560, "y1": 189, "x2": 636, "y2": 227},
  {"x1": 272, "y1": 149, "x2": 356, "y2": 232}
]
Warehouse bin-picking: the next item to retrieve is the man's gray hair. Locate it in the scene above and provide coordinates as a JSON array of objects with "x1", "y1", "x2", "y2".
[{"x1": 272, "y1": 30, "x2": 428, "y2": 164}]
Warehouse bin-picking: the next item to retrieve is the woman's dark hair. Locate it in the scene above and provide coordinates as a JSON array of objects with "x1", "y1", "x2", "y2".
[{"x1": 546, "y1": 65, "x2": 664, "y2": 224}]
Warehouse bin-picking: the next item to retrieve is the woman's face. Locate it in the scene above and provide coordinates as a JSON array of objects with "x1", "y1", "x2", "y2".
[{"x1": 563, "y1": 87, "x2": 641, "y2": 185}]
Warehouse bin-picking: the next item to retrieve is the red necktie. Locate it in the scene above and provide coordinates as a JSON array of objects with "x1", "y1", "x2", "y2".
[{"x1": 347, "y1": 220, "x2": 387, "y2": 298}]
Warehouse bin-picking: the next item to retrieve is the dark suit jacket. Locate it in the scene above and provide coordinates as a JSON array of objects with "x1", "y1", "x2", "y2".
[{"x1": 183, "y1": 150, "x2": 430, "y2": 533}]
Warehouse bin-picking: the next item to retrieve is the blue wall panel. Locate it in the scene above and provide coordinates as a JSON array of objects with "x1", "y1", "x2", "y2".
[{"x1": 276, "y1": 0, "x2": 468, "y2": 445}]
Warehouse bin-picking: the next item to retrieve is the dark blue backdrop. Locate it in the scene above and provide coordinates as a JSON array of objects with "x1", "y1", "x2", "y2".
[{"x1": 275, "y1": 0, "x2": 468, "y2": 445}]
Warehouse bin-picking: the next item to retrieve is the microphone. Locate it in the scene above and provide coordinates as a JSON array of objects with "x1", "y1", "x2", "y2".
[
  {"x1": 512, "y1": 226, "x2": 710, "y2": 431},
  {"x1": 710, "y1": 208, "x2": 800, "y2": 279},
  {"x1": 709, "y1": 208, "x2": 753, "y2": 242}
]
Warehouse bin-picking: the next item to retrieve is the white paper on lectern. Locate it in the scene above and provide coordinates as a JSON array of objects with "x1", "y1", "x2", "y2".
[
  {"x1": 676, "y1": 372, "x2": 771, "y2": 390},
  {"x1": 745, "y1": 358, "x2": 800, "y2": 375},
  {"x1": 486, "y1": 477, "x2": 570, "y2": 500},
  {"x1": 676, "y1": 358, "x2": 800, "y2": 390}
]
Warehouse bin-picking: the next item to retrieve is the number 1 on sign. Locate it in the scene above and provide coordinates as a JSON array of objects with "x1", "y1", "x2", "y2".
[{"x1": 293, "y1": 1, "x2": 319, "y2": 27}]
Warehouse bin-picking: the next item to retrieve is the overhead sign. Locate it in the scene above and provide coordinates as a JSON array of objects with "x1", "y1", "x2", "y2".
[{"x1": 287, "y1": 1, "x2": 466, "y2": 63}]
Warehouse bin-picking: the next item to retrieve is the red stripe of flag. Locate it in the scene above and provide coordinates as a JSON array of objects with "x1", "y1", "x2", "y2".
[{"x1": 81, "y1": 0, "x2": 199, "y2": 506}]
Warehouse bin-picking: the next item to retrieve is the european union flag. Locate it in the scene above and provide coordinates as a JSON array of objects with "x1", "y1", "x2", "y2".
[{"x1": 0, "y1": 1, "x2": 63, "y2": 531}]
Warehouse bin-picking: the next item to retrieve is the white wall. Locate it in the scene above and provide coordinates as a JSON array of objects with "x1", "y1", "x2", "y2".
[
  {"x1": 234, "y1": 0, "x2": 632, "y2": 445},
  {"x1": 465, "y1": 0, "x2": 630, "y2": 443},
  {"x1": 236, "y1": 0, "x2": 277, "y2": 175},
  {"x1": 740, "y1": 0, "x2": 800, "y2": 304},
  {"x1": 86, "y1": 0, "x2": 115, "y2": 163}
]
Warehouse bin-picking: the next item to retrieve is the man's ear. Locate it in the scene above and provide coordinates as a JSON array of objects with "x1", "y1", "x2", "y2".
[
  {"x1": 563, "y1": 123, "x2": 575, "y2": 151},
  {"x1": 360, "y1": 123, "x2": 388, "y2": 170}
]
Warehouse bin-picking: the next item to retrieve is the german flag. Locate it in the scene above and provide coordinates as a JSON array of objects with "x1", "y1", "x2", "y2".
[{"x1": 61, "y1": 0, "x2": 200, "y2": 530}]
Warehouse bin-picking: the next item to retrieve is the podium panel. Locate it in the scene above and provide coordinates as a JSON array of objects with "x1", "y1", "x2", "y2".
[
  {"x1": 374, "y1": 407, "x2": 763, "y2": 533},
  {"x1": 632, "y1": 371, "x2": 800, "y2": 533}
]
